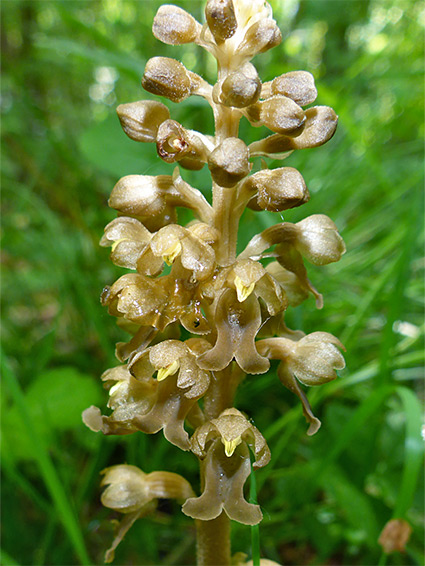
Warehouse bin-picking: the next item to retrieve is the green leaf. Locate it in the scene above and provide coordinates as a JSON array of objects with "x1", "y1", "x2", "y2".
[
  {"x1": 321, "y1": 465, "x2": 379, "y2": 546},
  {"x1": 1, "y1": 353, "x2": 91, "y2": 565},
  {"x1": 3, "y1": 367, "x2": 102, "y2": 462}
]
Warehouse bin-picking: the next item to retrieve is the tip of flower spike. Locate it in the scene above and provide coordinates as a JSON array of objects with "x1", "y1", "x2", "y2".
[{"x1": 157, "y1": 360, "x2": 180, "y2": 381}]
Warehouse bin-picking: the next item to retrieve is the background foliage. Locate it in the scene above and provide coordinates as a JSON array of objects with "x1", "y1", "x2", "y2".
[{"x1": 1, "y1": 0, "x2": 424, "y2": 565}]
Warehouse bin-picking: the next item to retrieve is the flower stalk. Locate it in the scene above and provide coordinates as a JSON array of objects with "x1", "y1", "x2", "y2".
[{"x1": 83, "y1": 1, "x2": 346, "y2": 564}]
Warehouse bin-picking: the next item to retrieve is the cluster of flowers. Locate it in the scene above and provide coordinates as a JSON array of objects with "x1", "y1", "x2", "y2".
[{"x1": 83, "y1": 0, "x2": 346, "y2": 562}]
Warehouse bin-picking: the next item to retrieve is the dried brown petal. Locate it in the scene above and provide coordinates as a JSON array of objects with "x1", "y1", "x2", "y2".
[
  {"x1": 208, "y1": 138, "x2": 250, "y2": 187},
  {"x1": 378, "y1": 519, "x2": 412, "y2": 554},
  {"x1": 270, "y1": 71, "x2": 317, "y2": 106},
  {"x1": 142, "y1": 57, "x2": 193, "y2": 103},
  {"x1": 153, "y1": 5, "x2": 201, "y2": 45},
  {"x1": 205, "y1": 0, "x2": 237, "y2": 42},
  {"x1": 116, "y1": 100, "x2": 170, "y2": 143},
  {"x1": 156, "y1": 119, "x2": 208, "y2": 167}
]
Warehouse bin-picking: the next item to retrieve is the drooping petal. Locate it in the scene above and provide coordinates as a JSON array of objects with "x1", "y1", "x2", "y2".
[
  {"x1": 133, "y1": 373, "x2": 200, "y2": 450},
  {"x1": 197, "y1": 289, "x2": 269, "y2": 374},
  {"x1": 183, "y1": 439, "x2": 263, "y2": 525}
]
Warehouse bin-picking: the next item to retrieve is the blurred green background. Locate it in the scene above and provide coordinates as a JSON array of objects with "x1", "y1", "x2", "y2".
[{"x1": 1, "y1": 0, "x2": 424, "y2": 565}]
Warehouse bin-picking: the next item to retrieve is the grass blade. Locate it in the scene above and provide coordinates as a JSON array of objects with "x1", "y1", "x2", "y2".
[
  {"x1": 1, "y1": 351, "x2": 91, "y2": 565},
  {"x1": 393, "y1": 386, "x2": 423, "y2": 518},
  {"x1": 250, "y1": 463, "x2": 260, "y2": 566}
]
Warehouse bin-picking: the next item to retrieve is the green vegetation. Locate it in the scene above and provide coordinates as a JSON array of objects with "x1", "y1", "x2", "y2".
[{"x1": 1, "y1": 0, "x2": 423, "y2": 564}]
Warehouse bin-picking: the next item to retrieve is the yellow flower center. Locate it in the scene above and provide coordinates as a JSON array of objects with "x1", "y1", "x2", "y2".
[
  {"x1": 108, "y1": 380, "x2": 127, "y2": 396},
  {"x1": 222, "y1": 436, "x2": 242, "y2": 457},
  {"x1": 111, "y1": 237, "x2": 131, "y2": 252},
  {"x1": 234, "y1": 275, "x2": 255, "y2": 302},
  {"x1": 157, "y1": 360, "x2": 180, "y2": 381},
  {"x1": 162, "y1": 241, "x2": 182, "y2": 265}
]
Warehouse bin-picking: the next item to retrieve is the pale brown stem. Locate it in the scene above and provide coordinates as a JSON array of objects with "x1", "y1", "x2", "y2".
[
  {"x1": 213, "y1": 183, "x2": 239, "y2": 266},
  {"x1": 196, "y1": 513, "x2": 231, "y2": 566},
  {"x1": 195, "y1": 47, "x2": 245, "y2": 566}
]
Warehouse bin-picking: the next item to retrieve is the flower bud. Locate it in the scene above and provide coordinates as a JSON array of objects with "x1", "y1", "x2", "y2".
[
  {"x1": 238, "y1": 19, "x2": 281, "y2": 58},
  {"x1": 296, "y1": 214, "x2": 346, "y2": 265},
  {"x1": 245, "y1": 167, "x2": 309, "y2": 211},
  {"x1": 217, "y1": 63, "x2": 261, "y2": 108},
  {"x1": 270, "y1": 71, "x2": 317, "y2": 107},
  {"x1": 109, "y1": 175, "x2": 174, "y2": 217},
  {"x1": 289, "y1": 106, "x2": 338, "y2": 148},
  {"x1": 208, "y1": 138, "x2": 250, "y2": 187},
  {"x1": 249, "y1": 105, "x2": 338, "y2": 156},
  {"x1": 246, "y1": 95, "x2": 306, "y2": 135},
  {"x1": 153, "y1": 5, "x2": 200, "y2": 45},
  {"x1": 116, "y1": 100, "x2": 170, "y2": 143},
  {"x1": 142, "y1": 57, "x2": 193, "y2": 103},
  {"x1": 205, "y1": 0, "x2": 237, "y2": 42}
]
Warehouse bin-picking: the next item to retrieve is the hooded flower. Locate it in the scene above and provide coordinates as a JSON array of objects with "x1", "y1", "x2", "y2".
[
  {"x1": 101, "y1": 270, "x2": 211, "y2": 335},
  {"x1": 100, "y1": 217, "x2": 152, "y2": 270},
  {"x1": 137, "y1": 222, "x2": 218, "y2": 281},
  {"x1": 239, "y1": 215, "x2": 345, "y2": 307},
  {"x1": 100, "y1": 464, "x2": 194, "y2": 563},
  {"x1": 126, "y1": 338, "x2": 212, "y2": 449},
  {"x1": 83, "y1": 340, "x2": 211, "y2": 451},
  {"x1": 101, "y1": 273, "x2": 167, "y2": 328},
  {"x1": 82, "y1": 365, "x2": 156, "y2": 436},
  {"x1": 182, "y1": 408, "x2": 270, "y2": 525},
  {"x1": 257, "y1": 332, "x2": 345, "y2": 434}
]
